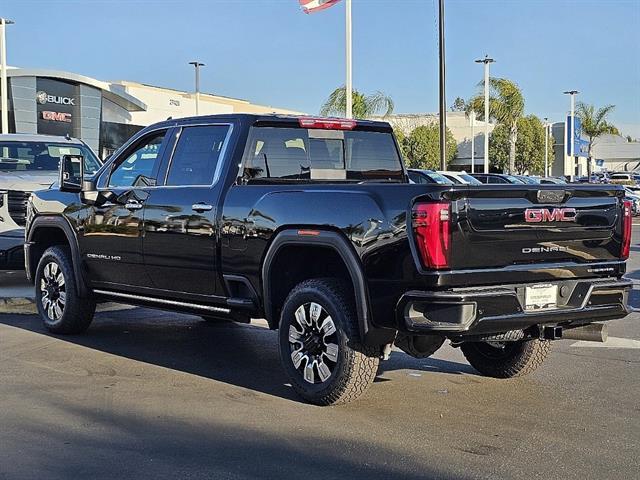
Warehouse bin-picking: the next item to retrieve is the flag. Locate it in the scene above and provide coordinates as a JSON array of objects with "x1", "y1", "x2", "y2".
[{"x1": 299, "y1": 0, "x2": 342, "y2": 14}]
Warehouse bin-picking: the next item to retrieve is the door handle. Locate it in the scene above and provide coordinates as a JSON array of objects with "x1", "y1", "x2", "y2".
[
  {"x1": 192, "y1": 203, "x2": 213, "y2": 213},
  {"x1": 125, "y1": 200, "x2": 143, "y2": 211}
]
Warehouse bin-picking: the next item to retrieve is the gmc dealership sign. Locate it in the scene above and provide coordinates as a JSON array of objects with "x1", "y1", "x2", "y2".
[
  {"x1": 36, "y1": 78, "x2": 79, "y2": 137},
  {"x1": 41, "y1": 111, "x2": 72, "y2": 123}
]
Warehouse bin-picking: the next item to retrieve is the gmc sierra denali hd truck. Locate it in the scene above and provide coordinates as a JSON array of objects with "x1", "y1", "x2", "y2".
[{"x1": 25, "y1": 114, "x2": 632, "y2": 405}]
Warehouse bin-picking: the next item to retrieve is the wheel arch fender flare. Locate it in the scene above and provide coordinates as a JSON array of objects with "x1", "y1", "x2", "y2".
[
  {"x1": 26, "y1": 216, "x2": 90, "y2": 297},
  {"x1": 261, "y1": 229, "x2": 371, "y2": 340}
]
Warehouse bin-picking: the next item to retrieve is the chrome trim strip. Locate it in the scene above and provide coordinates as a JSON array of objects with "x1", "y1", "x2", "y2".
[{"x1": 93, "y1": 289, "x2": 231, "y2": 314}]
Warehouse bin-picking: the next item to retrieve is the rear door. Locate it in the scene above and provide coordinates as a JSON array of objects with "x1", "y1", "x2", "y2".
[
  {"x1": 449, "y1": 185, "x2": 623, "y2": 269},
  {"x1": 141, "y1": 123, "x2": 232, "y2": 299}
]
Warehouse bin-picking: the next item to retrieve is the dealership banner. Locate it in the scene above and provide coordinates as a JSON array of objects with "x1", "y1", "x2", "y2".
[{"x1": 299, "y1": 0, "x2": 342, "y2": 14}]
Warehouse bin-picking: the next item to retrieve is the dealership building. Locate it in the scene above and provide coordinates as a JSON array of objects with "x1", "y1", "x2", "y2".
[{"x1": 2, "y1": 67, "x2": 302, "y2": 158}]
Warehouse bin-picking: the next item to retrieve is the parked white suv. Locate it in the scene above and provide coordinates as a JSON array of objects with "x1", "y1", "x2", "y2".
[{"x1": 0, "y1": 134, "x2": 101, "y2": 269}]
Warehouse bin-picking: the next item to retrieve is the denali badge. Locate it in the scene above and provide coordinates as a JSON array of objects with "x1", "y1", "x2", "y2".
[
  {"x1": 523, "y1": 246, "x2": 569, "y2": 254},
  {"x1": 86, "y1": 253, "x2": 122, "y2": 261},
  {"x1": 524, "y1": 207, "x2": 577, "y2": 223}
]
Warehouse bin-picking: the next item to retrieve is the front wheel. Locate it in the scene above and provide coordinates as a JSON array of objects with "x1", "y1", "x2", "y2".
[
  {"x1": 278, "y1": 278, "x2": 380, "y2": 405},
  {"x1": 460, "y1": 339, "x2": 551, "y2": 378},
  {"x1": 35, "y1": 246, "x2": 96, "y2": 334}
]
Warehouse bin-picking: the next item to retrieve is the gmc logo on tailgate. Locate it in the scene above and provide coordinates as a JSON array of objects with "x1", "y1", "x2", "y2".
[{"x1": 525, "y1": 208, "x2": 577, "y2": 223}]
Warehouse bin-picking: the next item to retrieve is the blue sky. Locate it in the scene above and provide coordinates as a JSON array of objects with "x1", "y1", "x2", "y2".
[{"x1": 4, "y1": 0, "x2": 640, "y2": 136}]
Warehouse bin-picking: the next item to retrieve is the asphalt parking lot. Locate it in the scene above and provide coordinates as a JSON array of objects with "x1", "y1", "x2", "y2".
[{"x1": 1, "y1": 231, "x2": 638, "y2": 480}]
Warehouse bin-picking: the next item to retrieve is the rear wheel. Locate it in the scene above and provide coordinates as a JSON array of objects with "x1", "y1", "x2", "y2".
[
  {"x1": 460, "y1": 339, "x2": 551, "y2": 378},
  {"x1": 35, "y1": 246, "x2": 95, "y2": 334},
  {"x1": 278, "y1": 278, "x2": 379, "y2": 405}
]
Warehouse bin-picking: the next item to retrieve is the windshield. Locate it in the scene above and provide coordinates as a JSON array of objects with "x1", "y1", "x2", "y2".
[
  {"x1": 0, "y1": 141, "x2": 101, "y2": 175},
  {"x1": 457, "y1": 173, "x2": 482, "y2": 185},
  {"x1": 425, "y1": 171, "x2": 452, "y2": 184},
  {"x1": 517, "y1": 176, "x2": 540, "y2": 184},
  {"x1": 502, "y1": 174, "x2": 525, "y2": 184}
]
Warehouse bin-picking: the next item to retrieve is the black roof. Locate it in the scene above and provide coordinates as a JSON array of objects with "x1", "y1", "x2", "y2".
[{"x1": 148, "y1": 113, "x2": 393, "y2": 131}]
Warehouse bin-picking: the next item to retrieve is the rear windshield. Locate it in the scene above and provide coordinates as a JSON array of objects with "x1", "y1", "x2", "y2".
[
  {"x1": 241, "y1": 127, "x2": 404, "y2": 182},
  {"x1": 0, "y1": 141, "x2": 101, "y2": 174}
]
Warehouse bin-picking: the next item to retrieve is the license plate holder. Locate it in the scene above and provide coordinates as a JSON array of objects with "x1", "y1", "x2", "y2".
[{"x1": 525, "y1": 284, "x2": 558, "y2": 311}]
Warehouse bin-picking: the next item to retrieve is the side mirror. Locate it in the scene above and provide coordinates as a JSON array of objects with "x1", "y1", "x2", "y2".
[{"x1": 60, "y1": 154, "x2": 84, "y2": 192}]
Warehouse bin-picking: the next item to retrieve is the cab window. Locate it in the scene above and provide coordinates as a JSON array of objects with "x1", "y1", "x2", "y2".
[
  {"x1": 109, "y1": 131, "x2": 167, "y2": 188},
  {"x1": 165, "y1": 125, "x2": 229, "y2": 186}
]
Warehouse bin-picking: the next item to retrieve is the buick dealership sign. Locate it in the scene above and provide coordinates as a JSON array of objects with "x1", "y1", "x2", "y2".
[
  {"x1": 36, "y1": 90, "x2": 76, "y2": 106},
  {"x1": 35, "y1": 78, "x2": 79, "y2": 136}
]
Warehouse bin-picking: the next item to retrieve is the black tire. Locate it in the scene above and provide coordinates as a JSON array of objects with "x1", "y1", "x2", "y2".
[
  {"x1": 35, "y1": 246, "x2": 96, "y2": 334},
  {"x1": 460, "y1": 339, "x2": 551, "y2": 378},
  {"x1": 278, "y1": 278, "x2": 380, "y2": 405}
]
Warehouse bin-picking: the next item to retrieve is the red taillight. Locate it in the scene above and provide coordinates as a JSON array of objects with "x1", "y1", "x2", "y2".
[
  {"x1": 298, "y1": 117, "x2": 357, "y2": 130},
  {"x1": 621, "y1": 199, "x2": 632, "y2": 260},
  {"x1": 412, "y1": 202, "x2": 451, "y2": 269}
]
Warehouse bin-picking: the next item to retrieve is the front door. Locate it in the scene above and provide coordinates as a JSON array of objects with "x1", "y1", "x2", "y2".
[
  {"x1": 142, "y1": 124, "x2": 231, "y2": 299},
  {"x1": 81, "y1": 129, "x2": 171, "y2": 288}
]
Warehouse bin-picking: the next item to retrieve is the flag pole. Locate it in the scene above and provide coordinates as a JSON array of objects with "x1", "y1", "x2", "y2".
[{"x1": 345, "y1": 0, "x2": 353, "y2": 119}]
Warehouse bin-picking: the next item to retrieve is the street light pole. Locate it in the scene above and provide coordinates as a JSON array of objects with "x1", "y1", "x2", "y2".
[
  {"x1": 563, "y1": 90, "x2": 579, "y2": 177},
  {"x1": 544, "y1": 117, "x2": 549, "y2": 177},
  {"x1": 470, "y1": 110, "x2": 475, "y2": 173},
  {"x1": 475, "y1": 55, "x2": 495, "y2": 173},
  {"x1": 438, "y1": 0, "x2": 447, "y2": 170},
  {"x1": 189, "y1": 61, "x2": 205, "y2": 116},
  {"x1": 0, "y1": 18, "x2": 15, "y2": 135},
  {"x1": 345, "y1": 0, "x2": 353, "y2": 119}
]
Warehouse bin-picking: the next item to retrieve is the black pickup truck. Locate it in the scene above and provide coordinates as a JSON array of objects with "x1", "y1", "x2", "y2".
[{"x1": 25, "y1": 114, "x2": 632, "y2": 405}]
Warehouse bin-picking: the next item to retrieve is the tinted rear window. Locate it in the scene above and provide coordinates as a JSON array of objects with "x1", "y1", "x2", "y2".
[{"x1": 241, "y1": 127, "x2": 403, "y2": 182}]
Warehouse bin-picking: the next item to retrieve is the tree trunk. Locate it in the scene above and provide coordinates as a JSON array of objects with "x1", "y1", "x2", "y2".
[
  {"x1": 587, "y1": 140, "x2": 593, "y2": 181},
  {"x1": 508, "y1": 123, "x2": 517, "y2": 174}
]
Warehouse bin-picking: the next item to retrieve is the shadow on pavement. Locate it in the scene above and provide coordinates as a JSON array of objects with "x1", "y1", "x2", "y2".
[
  {"x1": 0, "y1": 308, "x2": 474, "y2": 403},
  {"x1": 2, "y1": 395, "x2": 465, "y2": 480}
]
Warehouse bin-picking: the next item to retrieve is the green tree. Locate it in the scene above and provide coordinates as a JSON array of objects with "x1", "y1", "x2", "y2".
[
  {"x1": 467, "y1": 78, "x2": 525, "y2": 174},
  {"x1": 320, "y1": 86, "x2": 394, "y2": 119},
  {"x1": 576, "y1": 102, "x2": 619, "y2": 163},
  {"x1": 451, "y1": 96, "x2": 466, "y2": 112},
  {"x1": 489, "y1": 115, "x2": 553, "y2": 174},
  {"x1": 404, "y1": 124, "x2": 457, "y2": 170},
  {"x1": 393, "y1": 127, "x2": 408, "y2": 160}
]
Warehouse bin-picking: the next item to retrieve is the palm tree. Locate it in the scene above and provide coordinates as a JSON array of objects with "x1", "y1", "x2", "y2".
[
  {"x1": 320, "y1": 86, "x2": 394, "y2": 119},
  {"x1": 576, "y1": 102, "x2": 619, "y2": 164},
  {"x1": 467, "y1": 78, "x2": 525, "y2": 174}
]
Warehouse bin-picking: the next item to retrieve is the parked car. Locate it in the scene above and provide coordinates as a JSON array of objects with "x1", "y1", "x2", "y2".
[
  {"x1": 624, "y1": 187, "x2": 640, "y2": 216},
  {"x1": 514, "y1": 175, "x2": 540, "y2": 185},
  {"x1": 436, "y1": 170, "x2": 482, "y2": 185},
  {"x1": 471, "y1": 173, "x2": 525, "y2": 184},
  {"x1": 610, "y1": 172, "x2": 640, "y2": 185},
  {"x1": 539, "y1": 177, "x2": 568, "y2": 185},
  {"x1": 24, "y1": 114, "x2": 632, "y2": 405},
  {"x1": 408, "y1": 169, "x2": 453, "y2": 185},
  {"x1": 0, "y1": 134, "x2": 101, "y2": 269}
]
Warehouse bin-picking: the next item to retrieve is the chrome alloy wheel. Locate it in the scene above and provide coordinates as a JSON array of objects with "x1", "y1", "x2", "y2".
[
  {"x1": 288, "y1": 302, "x2": 339, "y2": 384},
  {"x1": 40, "y1": 262, "x2": 66, "y2": 321}
]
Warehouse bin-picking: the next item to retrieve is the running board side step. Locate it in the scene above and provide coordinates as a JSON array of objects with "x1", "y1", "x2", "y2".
[
  {"x1": 226, "y1": 297, "x2": 255, "y2": 309},
  {"x1": 93, "y1": 289, "x2": 231, "y2": 315}
]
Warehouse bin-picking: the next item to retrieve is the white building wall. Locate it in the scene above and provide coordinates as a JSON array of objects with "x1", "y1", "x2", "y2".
[{"x1": 109, "y1": 82, "x2": 233, "y2": 125}]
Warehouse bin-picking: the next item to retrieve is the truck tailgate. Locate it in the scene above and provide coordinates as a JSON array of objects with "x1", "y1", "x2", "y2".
[{"x1": 447, "y1": 185, "x2": 625, "y2": 269}]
